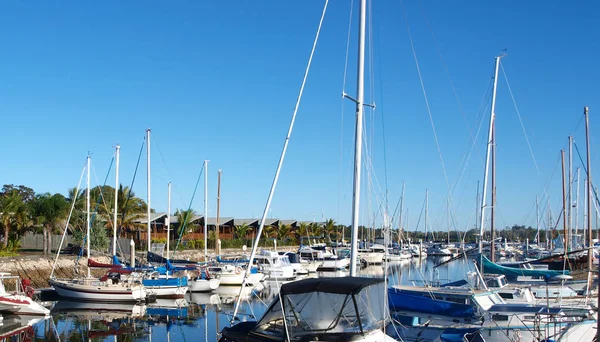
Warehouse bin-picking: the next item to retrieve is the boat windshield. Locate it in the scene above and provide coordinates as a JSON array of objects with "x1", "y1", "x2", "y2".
[{"x1": 253, "y1": 282, "x2": 385, "y2": 340}]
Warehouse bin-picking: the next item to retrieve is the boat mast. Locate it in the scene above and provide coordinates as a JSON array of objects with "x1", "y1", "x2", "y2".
[
  {"x1": 112, "y1": 145, "x2": 120, "y2": 257},
  {"x1": 584, "y1": 107, "x2": 593, "y2": 272},
  {"x1": 204, "y1": 160, "x2": 209, "y2": 261},
  {"x1": 491, "y1": 106, "x2": 496, "y2": 262},
  {"x1": 146, "y1": 129, "x2": 152, "y2": 253},
  {"x1": 535, "y1": 195, "x2": 540, "y2": 244},
  {"x1": 166, "y1": 182, "x2": 171, "y2": 261},
  {"x1": 479, "y1": 55, "x2": 501, "y2": 254},
  {"x1": 446, "y1": 197, "x2": 450, "y2": 245},
  {"x1": 569, "y1": 135, "x2": 573, "y2": 250},
  {"x1": 399, "y1": 181, "x2": 405, "y2": 246},
  {"x1": 425, "y1": 189, "x2": 429, "y2": 242},
  {"x1": 561, "y1": 150, "x2": 568, "y2": 253},
  {"x1": 216, "y1": 169, "x2": 222, "y2": 255},
  {"x1": 86, "y1": 155, "x2": 91, "y2": 278},
  {"x1": 349, "y1": 0, "x2": 367, "y2": 277},
  {"x1": 575, "y1": 167, "x2": 581, "y2": 241}
]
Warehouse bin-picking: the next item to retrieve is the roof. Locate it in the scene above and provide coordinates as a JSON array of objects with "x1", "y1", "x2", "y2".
[
  {"x1": 168, "y1": 214, "x2": 204, "y2": 225},
  {"x1": 279, "y1": 220, "x2": 297, "y2": 226},
  {"x1": 206, "y1": 217, "x2": 234, "y2": 226},
  {"x1": 281, "y1": 277, "x2": 383, "y2": 296},
  {"x1": 134, "y1": 212, "x2": 167, "y2": 224},
  {"x1": 234, "y1": 218, "x2": 258, "y2": 226},
  {"x1": 263, "y1": 218, "x2": 279, "y2": 226}
]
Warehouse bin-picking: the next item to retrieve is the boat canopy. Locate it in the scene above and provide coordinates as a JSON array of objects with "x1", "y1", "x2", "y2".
[
  {"x1": 280, "y1": 276, "x2": 382, "y2": 295},
  {"x1": 479, "y1": 255, "x2": 569, "y2": 280},
  {"x1": 222, "y1": 277, "x2": 387, "y2": 341}
]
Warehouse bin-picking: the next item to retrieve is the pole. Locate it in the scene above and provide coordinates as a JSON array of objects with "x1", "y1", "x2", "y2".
[
  {"x1": 575, "y1": 167, "x2": 581, "y2": 241},
  {"x1": 112, "y1": 145, "x2": 120, "y2": 257},
  {"x1": 216, "y1": 169, "x2": 222, "y2": 255},
  {"x1": 167, "y1": 182, "x2": 171, "y2": 260},
  {"x1": 584, "y1": 107, "x2": 593, "y2": 272},
  {"x1": 561, "y1": 150, "x2": 568, "y2": 253},
  {"x1": 584, "y1": 179, "x2": 588, "y2": 247},
  {"x1": 204, "y1": 160, "x2": 209, "y2": 261},
  {"x1": 425, "y1": 189, "x2": 429, "y2": 242},
  {"x1": 349, "y1": 0, "x2": 367, "y2": 277},
  {"x1": 86, "y1": 155, "x2": 91, "y2": 278},
  {"x1": 536, "y1": 195, "x2": 540, "y2": 244},
  {"x1": 491, "y1": 122, "x2": 496, "y2": 262},
  {"x1": 447, "y1": 197, "x2": 450, "y2": 245},
  {"x1": 479, "y1": 56, "x2": 501, "y2": 254},
  {"x1": 569, "y1": 136, "x2": 573, "y2": 249},
  {"x1": 399, "y1": 181, "x2": 405, "y2": 246},
  {"x1": 146, "y1": 129, "x2": 152, "y2": 253}
]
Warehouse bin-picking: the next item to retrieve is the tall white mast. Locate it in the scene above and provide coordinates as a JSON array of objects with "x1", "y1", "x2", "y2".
[
  {"x1": 575, "y1": 167, "x2": 581, "y2": 239},
  {"x1": 348, "y1": 0, "x2": 367, "y2": 277},
  {"x1": 166, "y1": 182, "x2": 171, "y2": 260},
  {"x1": 112, "y1": 145, "x2": 120, "y2": 257},
  {"x1": 535, "y1": 195, "x2": 540, "y2": 243},
  {"x1": 399, "y1": 181, "x2": 405, "y2": 246},
  {"x1": 478, "y1": 56, "x2": 501, "y2": 253},
  {"x1": 146, "y1": 129, "x2": 152, "y2": 253},
  {"x1": 425, "y1": 189, "x2": 429, "y2": 241},
  {"x1": 584, "y1": 179, "x2": 588, "y2": 247},
  {"x1": 204, "y1": 160, "x2": 209, "y2": 260},
  {"x1": 569, "y1": 135, "x2": 573, "y2": 248},
  {"x1": 584, "y1": 106, "x2": 593, "y2": 272},
  {"x1": 86, "y1": 155, "x2": 91, "y2": 278}
]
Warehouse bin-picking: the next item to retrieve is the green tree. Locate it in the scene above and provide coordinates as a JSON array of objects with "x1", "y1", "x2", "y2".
[
  {"x1": 31, "y1": 193, "x2": 70, "y2": 255},
  {"x1": 277, "y1": 223, "x2": 292, "y2": 242},
  {"x1": 234, "y1": 223, "x2": 250, "y2": 240},
  {"x1": 296, "y1": 222, "x2": 310, "y2": 243},
  {"x1": 175, "y1": 208, "x2": 197, "y2": 236},
  {"x1": 0, "y1": 190, "x2": 30, "y2": 249},
  {"x1": 99, "y1": 185, "x2": 147, "y2": 237},
  {"x1": 324, "y1": 218, "x2": 336, "y2": 242}
]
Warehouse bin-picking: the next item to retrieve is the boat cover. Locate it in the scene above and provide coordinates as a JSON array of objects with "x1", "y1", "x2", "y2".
[
  {"x1": 281, "y1": 276, "x2": 382, "y2": 295},
  {"x1": 388, "y1": 288, "x2": 475, "y2": 318},
  {"x1": 480, "y1": 255, "x2": 569, "y2": 279}
]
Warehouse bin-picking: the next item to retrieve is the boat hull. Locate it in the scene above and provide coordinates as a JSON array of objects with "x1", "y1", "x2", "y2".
[
  {"x1": 49, "y1": 278, "x2": 146, "y2": 302},
  {"x1": 189, "y1": 278, "x2": 220, "y2": 292}
]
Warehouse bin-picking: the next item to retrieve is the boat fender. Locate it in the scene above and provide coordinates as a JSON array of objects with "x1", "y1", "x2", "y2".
[{"x1": 235, "y1": 266, "x2": 242, "y2": 274}]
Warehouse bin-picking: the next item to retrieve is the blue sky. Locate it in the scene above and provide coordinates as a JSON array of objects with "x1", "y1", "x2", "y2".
[{"x1": 0, "y1": 1, "x2": 599, "y2": 234}]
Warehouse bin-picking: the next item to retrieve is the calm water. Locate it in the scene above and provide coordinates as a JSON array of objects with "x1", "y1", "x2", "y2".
[{"x1": 20, "y1": 257, "x2": 472, "y2": 342}]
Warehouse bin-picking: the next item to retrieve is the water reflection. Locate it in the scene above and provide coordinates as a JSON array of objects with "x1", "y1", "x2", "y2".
[{"x1": 28, "y1": 258, "x2": 474, "y2": 341}]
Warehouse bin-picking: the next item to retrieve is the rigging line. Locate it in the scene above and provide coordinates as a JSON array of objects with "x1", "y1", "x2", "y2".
[
  {"x1": 574, "y1": 142, "x2": 600, "y2": 207},
  {"x1": 173, "y1": 164, "x2": 205, "y2": 256},
  {"x1": 338, "y1": 0, "x2": 354, "y2": 222},
  {"x1": 400, "y1": 0, "x2": 454, "y2": 223},
  {"x1": 371, "y1": 4, "x2": 390, "y2": 210},
  {"x1": 231, "y1": 0, "x2": 329, "y2": 323},
  {"x1": 500, "y1": 63, "x2": 541, "y2": 175},
  {"x1": 122, "y1": 136, "x2": 146, "y2": 217},
  {"x1": 152, "y1": 134, "x2": 188, "y2": 209},
  {"x1": 417, "y1": 0, "x2": 478, "y2": 156}
]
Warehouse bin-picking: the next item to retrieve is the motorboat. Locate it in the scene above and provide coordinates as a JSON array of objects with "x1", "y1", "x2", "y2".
[
  {"x1": 0, "y1": 273, "x2": 49, "y2": 316},
  {"x1": 252, "y1": 250, "x2": 296, "y2": 280},
  {"x1": 208, "y1": 264, "x2": 264, "y2": 286}
]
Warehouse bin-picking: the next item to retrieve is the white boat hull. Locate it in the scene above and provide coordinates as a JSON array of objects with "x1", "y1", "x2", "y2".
[
  {"x1": 360, "y1": 252, "x2": 384, "y2": 265},
  {"x1": 49, "y1": 278, "x2": 146, "y2": 302},
  {"x1": 317, "y1": 258, "x2": 350, "y2": 271},
  {"x1": 188, "y1": 278, "x2": 220, "y2": 292},
  {"x1": 218, "y1": 272, "x2": 264, "y2": 286},
  {"x1": 145, "y1": 285, "x2": 189, "y2": 298},
  {"x1": 0, "y1": 295, "x2": 49, "y2": 316}
]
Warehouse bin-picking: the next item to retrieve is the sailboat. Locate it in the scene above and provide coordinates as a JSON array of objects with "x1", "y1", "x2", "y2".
[
  {"x1": 222, "y1": 1, "x2": 396, "y2": 341},
  {"x1": 140, "y1": 129, "x2": 189, "y2": 298},
  {"x1": 49, "y1": 155, "x2": 147, "y2": 302}
]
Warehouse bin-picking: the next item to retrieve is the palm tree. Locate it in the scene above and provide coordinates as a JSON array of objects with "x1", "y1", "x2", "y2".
[
  {"x1": 296, "y1": 222, "x2": 310, "y2": 244},
  {"x1": 234, "y1": 223, "x2": 250, "y2": 240},
  {"x1": 99, "y1": 185, "x2": 147, "y2": 237},
  {"x1": 310, "y1": 222, "x2": 323, "y2": 240},
  {"x1": 0, "y1": 190, "x2": 28, "y2": 249},
  {"x1": 324, "y1": 218, "x2": 336, "y2": 242},
  {"x1": 174, "y1": 209, "x2": 198, "y2": 241},
  {"x1": 277, "y1": 223, "x2": 292, "y2": 242}
]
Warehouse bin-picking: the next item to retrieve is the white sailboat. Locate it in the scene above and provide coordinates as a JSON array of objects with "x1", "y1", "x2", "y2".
[{"x1": 49, "y1": 155, "x2": 147, "y2": 303}]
